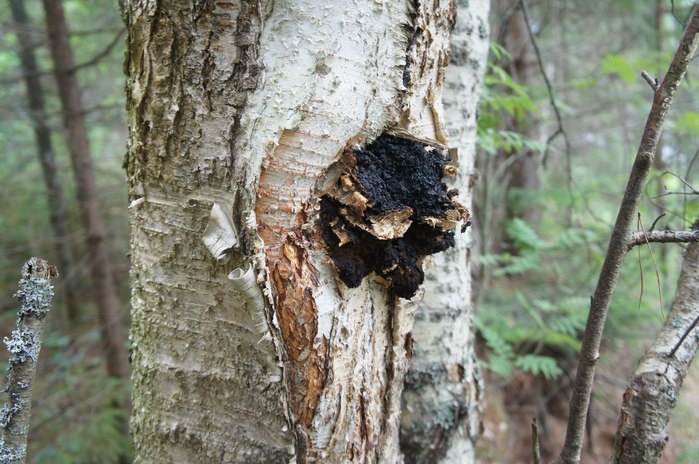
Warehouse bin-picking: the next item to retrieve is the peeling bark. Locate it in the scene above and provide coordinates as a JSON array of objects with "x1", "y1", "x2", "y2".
[{"x1": 125, "y1": 2, "x2": 290, "y2": 462}]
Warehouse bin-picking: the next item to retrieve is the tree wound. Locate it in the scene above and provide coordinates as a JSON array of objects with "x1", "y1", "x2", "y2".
[{"x1": 319, "y1": 134, "x2": 469, "y2": 298}]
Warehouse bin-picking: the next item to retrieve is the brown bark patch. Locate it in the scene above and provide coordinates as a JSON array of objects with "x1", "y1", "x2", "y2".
[
  {"x1": 269, "y1": 234, "x2": 326, "y2": 428},
  {"x1": 256, "y1": 128, "x2": 334, "y2": 433}
]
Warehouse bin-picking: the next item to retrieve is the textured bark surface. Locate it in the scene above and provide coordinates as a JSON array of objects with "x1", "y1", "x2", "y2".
[
  {"x1": 0, "y1": 259, "x2": 56, "y2": 463},
  {"x1": 124, "y1": 2, "x2": 290, "y2": 462},
  {"x1": 125, "y1": 0, "x2": 485, "y2": 462},
  {"x1": 42, "y1": 0, "x2": 129, "y2": 378},
  {"x1": 610, "y1": 240, "x2": 699, "y2": 464},
  {"x1": 399, "y1": 1, "x2": 489, "y2": 463}
]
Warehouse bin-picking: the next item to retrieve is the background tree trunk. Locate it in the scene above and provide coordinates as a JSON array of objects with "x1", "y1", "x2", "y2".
[
  {"x1": 124, "y1": 1, "x2": 488, "y2": 462},
  {"x1": 481, "y1": 1, "x2": 541, "y2": 258},
  {"x1": 42, "y1": 0, "x2": 129, "y2": 378},
  {"x1": 9, "y1": 0, "x2": 79, "y2": 322}
]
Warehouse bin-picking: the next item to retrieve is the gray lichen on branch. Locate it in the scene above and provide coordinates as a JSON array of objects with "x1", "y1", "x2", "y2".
[
  {"x1": 319, "y1": 134, "x2": 470, "y2": 298},
  {"x1": 626, "y1": 228, "x2": 699, "y2": 250},
  {"x1": 0, "y1": 258, "x2": 56, "y2": 464}
]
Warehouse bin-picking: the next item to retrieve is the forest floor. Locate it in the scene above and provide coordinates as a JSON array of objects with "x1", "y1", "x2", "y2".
[{"x1": 477, "y1": 342, "x2": 699, "y2": 463}]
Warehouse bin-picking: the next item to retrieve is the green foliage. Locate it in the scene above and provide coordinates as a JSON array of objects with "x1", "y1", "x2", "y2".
[
  {"x1": 513, "y1": 355, "x2": 562, "y2": 380},
  {"x1": 672, "y1": 111, "x2": 699, "y2": 136},
  {"x1": 477, "y1": 287, "x2": 587, "y2": 380},
  {"x1": 601, "y1": 54, "x2": 637, "y2": 83},
  {"x1": 484, "y1": 218, "x2": 598, "y2": 277},
  {"x1": 476, "y1": 321, "x2": 514, "y2": 378},
  {"x1": 477, "y1": 43, "x2": 544, "y2": 157},
  {"x1": 474, "y1": 2, "x2": 699, "y2": 461},
  {"x1": 28, "y1": 331, "x2": 132, "y2": 464}
]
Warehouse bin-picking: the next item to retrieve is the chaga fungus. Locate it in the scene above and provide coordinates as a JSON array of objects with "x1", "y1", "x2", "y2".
[{"x1": 319, "y1": 134, "x2": 470, "y2": 298}]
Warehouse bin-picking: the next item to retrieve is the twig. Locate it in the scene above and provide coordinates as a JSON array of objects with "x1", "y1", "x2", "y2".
[
  {"x1": 641, "y1": 70, "x2": 660, "y2": 91},
  {"x1": 638, "y1": 214, "x2": 665, "y2": 320},
  {"x1": 648, "y1": 213, "x2": 666, "y2": 232},
  {"x1": 663, "y1": 170, "x2": 699, "y2": 194},
  {"x1": 626, "y1": 229, "x2": 699, "y2": 250},
  {"x1": 531, "y1": 418, "x2": 541, "y2": 464},
  {"x1": 636, "y1": 228, "x2": 644, "y2": 313},
  {"x1": 684, "y1": 147, "x2": 699, "y2": 225},
  {"x1": 649, "y1": 190, "x2": 699, "y2": 198},
  {"x1": 1, "y1": 28, "x2": 125, "y2": 87},
  {"x1": 668, "y1": 313, "x2": 699, "y2": 358},
  {"x1": 519, "y1": 0, "x2": 571, "y2": 170},
  {"x1": 0, "y1": 258, "x2": 57, "y2": 463},
  {"x1": 671, "y1": 0, "x2": 681, "y2": 24},
  {"x1": 555, "y1": 8, "x2": 699, "y2": 464},
  {"x1": 72, "y1": 28, "x2": 125, "y2": 73},
  {"x1": 519, "y1": 0, "x2": 574, "y2": 225}
]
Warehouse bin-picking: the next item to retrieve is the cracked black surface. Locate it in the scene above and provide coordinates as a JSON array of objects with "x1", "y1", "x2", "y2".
[{"x1": 319, "y1": 135, "x2": 461, "y2": 299}]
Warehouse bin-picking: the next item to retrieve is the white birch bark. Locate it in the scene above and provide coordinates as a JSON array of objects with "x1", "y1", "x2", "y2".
[{"x1": 124, "y1": 0, "x2": 488, "y2": 462}]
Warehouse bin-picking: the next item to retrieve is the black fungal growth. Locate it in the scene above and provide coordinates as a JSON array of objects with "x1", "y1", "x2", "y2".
[{"x1": 319, "y1": 134, "x2": 468, "y2": 298}]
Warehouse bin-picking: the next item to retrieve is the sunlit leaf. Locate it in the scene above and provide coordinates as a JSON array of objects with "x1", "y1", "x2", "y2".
[{"x1": 601, "y1": 54, "x2": 637, "y2": 83}]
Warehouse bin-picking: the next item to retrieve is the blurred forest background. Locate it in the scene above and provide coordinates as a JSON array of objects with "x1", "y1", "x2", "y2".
[{"x1": 0, "y1": 0, "x2": 696, "y2": 462}]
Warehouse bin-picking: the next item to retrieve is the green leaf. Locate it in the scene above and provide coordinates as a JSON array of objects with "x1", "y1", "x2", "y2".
[
  {"x1": 475, "y1": 253, "x2": 503, "y2": 267},
  {"x1": 601, "y1": 54, "x2": 637, "y2": 83},
  {"x1": 506, "y1": 218, "x2": 542, "y2": 250},
  {"x1": 673, "y1": 111, "x2": 699, "y2": 136},
  {"x1": 476, "y1": 322, "x2": 515, "y2": 378},
  {"x1": 489, "y1": 41, "x2": 510, "y2": 61},
  {"x1": 514, "y1": 354, "x2": 563, "y2": 379}
]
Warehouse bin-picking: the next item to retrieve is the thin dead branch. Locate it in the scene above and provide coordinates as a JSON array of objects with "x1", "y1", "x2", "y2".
[
  {"x1": 519, "y1": 0, "x2": 572, "y2": 171},
  {"x1": 627, "y1": 229, "x2": 699, "y2": 249},
  {"x1": 641, "y1": 70, "x2": 660, "y2": 91}
]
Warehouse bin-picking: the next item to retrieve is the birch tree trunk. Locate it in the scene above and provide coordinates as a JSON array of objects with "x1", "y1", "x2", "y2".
[
  {"x1": 123, "y1": 1, "x2": 488, "y2": 462},
  {"x1": 610, "y1": 238, "x2": 699, "y2": 464}
]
